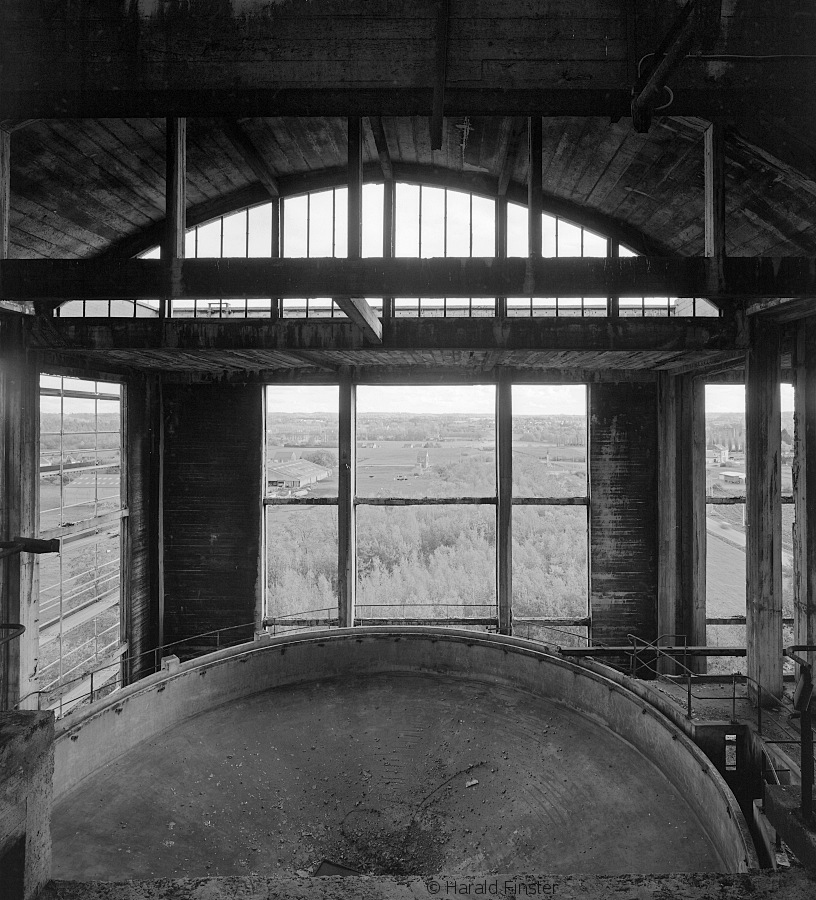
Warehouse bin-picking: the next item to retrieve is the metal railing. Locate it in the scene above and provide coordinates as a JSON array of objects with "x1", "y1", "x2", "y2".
[{"x1": 0, "y1": 624, "x2": 25, "y2": 649}]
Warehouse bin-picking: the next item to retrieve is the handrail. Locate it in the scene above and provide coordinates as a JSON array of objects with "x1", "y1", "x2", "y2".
[{"x1": 0, "y1": 623, "x2": 25, "y2": 649}]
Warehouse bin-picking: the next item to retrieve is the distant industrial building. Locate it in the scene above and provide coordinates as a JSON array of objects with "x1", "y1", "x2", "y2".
[{"x1": 267, "y1": 458, "x2": 331, "y2": 490}]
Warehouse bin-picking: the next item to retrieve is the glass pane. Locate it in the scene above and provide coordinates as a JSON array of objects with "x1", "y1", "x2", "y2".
[
  {"x1": 221, "y1": 210, "x2": 247, "y2": 258},
  {"x1": 266, "y1": 386, "x2": 339, "y2": 499},
  {"x1": 396, "y1": 183, "x2": 420, "y2": 257},
  {"x1": 308, "y1": 190, "x2": 334, "y2": 258},
  {"x1": 356, "y1": 386, "x2": 495, "y2": 498},
  {"x1": 513, "y1": 386, "x2": 587, "y2": 497},
  {"x1": 542, "y1": 214, "x2": 557, "y2": 257},
  {"x1": 333, "y1": 188, "x2": 348, "y2": 259},
  {"x1": 446, "y1": 190, "x2": 471, "y2": 256},
  {"x1": 357, "y1": 505, "x2": 496, "y2": 619},
  {"x1": 362, "y1": 183, "x2": 384, "y2": 258},
  {"x1": 420, "y1": 186, "x2": 445, "y2": 258},
  {"x1": 513, "y1": 505, "x2": 588, "y2": 623},
  {"x1": 265, "y1": 506, "x2": 338, "y2": 625},
  {"x1": 507, "y1": 202, "x2": 527, "y2": 257},
  {"x1": 196, "y1": 219, "x2": 222, "y2": 258},
  {"x1": 782, "y1": 502, "x2": 794, "y2": 619},
  {"x1": 471, "y1": 195, "x2": 495, "y2": 257},
  {"x1": 248, "y1": 203, "x2": 273, "y2": 257},
  {"x1": 557, "y1": 221, "x2": 582, "y2": 256},
  {"x1": 284, "y1": 195, "x2": 308, "y2": 257},
  {"x1": 584, "y1": 230, "x2": 607, "y2": 257},
  {"x1": 706, "y1": 624, "x2": 746, "y2": 676}
]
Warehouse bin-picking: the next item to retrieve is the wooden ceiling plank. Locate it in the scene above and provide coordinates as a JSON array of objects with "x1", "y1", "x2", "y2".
[{"x1": 219, "y1": 118, "x2": 280, "y2": 198}]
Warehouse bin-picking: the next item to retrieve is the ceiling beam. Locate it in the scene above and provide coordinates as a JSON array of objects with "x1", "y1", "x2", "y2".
[
  {"x1": 430, "y1": 0, "x2": 450, "y2": 151},
  {"x1": 631, "y1": 0, "x2": 701, "y2": 132},
  {"x1": 333, "y1": 297, "x2": 382, "y2": 343},
  {"x1": 346, "y1": 116, "x2": 382, "y2": 344},
  {"x1": 497, "y1": 118, "x2": 526, "y2": 198},
  {"x1": 3, "y1": 86, "x2": 814, "y2": 120},
  {"x1": 3, "y1": 257, "x2": 814, "y2": 303},
  {"x1": 367, "y1": 117, "x2": 393, "y2": 183},
  {"x1": 745, "y1": 299, "x2": 816, "y2": 323},
  {"x1": 219, "y1": 118, "x2": 279, "y2": 198},
  {"x1": 25, "y1": 317, "x2": 738, "y2": 354}
]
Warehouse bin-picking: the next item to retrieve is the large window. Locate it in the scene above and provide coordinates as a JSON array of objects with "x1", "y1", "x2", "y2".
[
  {"x1": 705, "y1": 384, "x2": 795, "y2": 673},
  {"x1": 55, "y1": 181, "x2": 719, "y2": 320},
  {"x1": 356, "y1": 385, "x2": 496, "y2": 624},
  {"x1": 511, "y1": 386, "x2": 589, "y2": 646},
  {"x1": 264, "y1": 386, "x2": 339, "y2": 631},
  {"x1": 263, "y1": 382, "x2": 590, "y2": 633},
  {"x1": 38, "y1": 375, "x2": 126, "y2": 710}
]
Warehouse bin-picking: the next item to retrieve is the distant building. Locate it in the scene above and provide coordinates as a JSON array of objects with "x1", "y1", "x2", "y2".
[
  {"x1": 416, "y1": 451, "x2": 430, "y2": 470},
  {"x1": 714, "y1": 444, "x2": 730, "y2": 464},
  {"x1": 720, "y1": 471, "x2": 746, "y2": 485},
  {"x1": 267, "y1": 458, "x2": 331, "y2": 490}
]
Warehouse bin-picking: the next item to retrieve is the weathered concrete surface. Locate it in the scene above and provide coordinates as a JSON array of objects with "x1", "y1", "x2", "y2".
[
  {"x1": 764, "y1": 786, "x2": 816, "y2": 872},
  {"x1": 51, "y1": 674, "x2": 724, "y2": 879},
  {"x1": 40, "y1": 870, "x2": 816, "y2": 900},
  {"x1": 0, "y1": 711, "x2": 54, "y2": 900},
  {"x1": 52, "y1": 629, "x2": 755, "y2": 873}
]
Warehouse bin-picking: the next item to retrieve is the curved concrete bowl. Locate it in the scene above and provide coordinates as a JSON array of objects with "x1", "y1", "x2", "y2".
[{"x1": 53, "y1": 627, "x2": 757, "y2": 872}]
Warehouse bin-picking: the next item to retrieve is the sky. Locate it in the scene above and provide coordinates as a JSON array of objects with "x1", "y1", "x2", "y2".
[{"x1": 265, "y1": 384, "x2": 585, "y2": 416}]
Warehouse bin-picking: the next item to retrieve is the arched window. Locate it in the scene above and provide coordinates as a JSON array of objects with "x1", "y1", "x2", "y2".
[{"x1": 55, "y1": 181, "x2": 719, "y2": 318}]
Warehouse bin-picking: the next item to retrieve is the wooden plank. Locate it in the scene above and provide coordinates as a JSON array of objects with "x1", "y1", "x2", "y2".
[
  {"x1": 219, "y1": 118, "x2": 279, "y2": 198},
  {"x1": 0, "y1": 315, "x2": 39, "y2": 709},
  {"x1": 332, "y1": 298, "x2": 383, "y2": 343},
  {"x1": 162, "y1": 117, "x2": 186, "y2": 319},
  {"x1": 337, "y1": 370, "x2": 356, "y2": 628},
  {"x1": 12, "y1": 256, "x2": 816, "y2": 303},
  {"x1": 745, "y1": 318, "x2": 783, "y2": 705},
  {"x1": 496, "y1": 374, "x2": 512, "y2": 634},
  {"x1": 342, "y1": 117, "x2": 381, "y2": 343},
  {"x1": 704, "y1": 122, "x2": 726, "y2": 260},
  {"x1": 793, "y1": 319, "x2": 816, "y2": 674},
  {"x1": 27, "y1": 316, "x2": 740, "y2": 354},
  {"x1": 382, "y1": 178, "x2": 395, "y2": 320},
  {"x1": 430, "y1": 0, "x2": 450, "y2": 151},
  {"x1": 125, "y1": 376, "x2": 162, "y2": 680},
  {"x1": 657, "y1": 373, "x2": 679, "y2": 674},
  {"x1": 678, "y1": 373, "x2": 707, "y2": 674},
  {"x1": 590, "y1": 383, "x2": 658, "y2": 661},
  {"x1": 4, "y1": 84, "x2": 816, "y2": 120},
  {"x1": 161, "y1": 384, "x2": 261, "y2": 656},
  {"x1": 348, "y1": 117, "x2": 363, "y2": 260},
  {"x1": 0, "y1": 128, "x2": 8, "y2": 259},
  {"x1": 527, "y1": 117, "x2": 542, "y2": 258},
  {"x1": 367, "y1": 117, "x2": 393, "y2": 183},
  {"x1": 630, "y1": 0, "x2": 700, "y2": 132}
]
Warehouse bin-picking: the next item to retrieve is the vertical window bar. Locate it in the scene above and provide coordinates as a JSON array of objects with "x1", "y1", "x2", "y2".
[
  {"x1": 418, "y1": 185, "x2": 423, "y2": 258},
  {"x1": 307, "y1": 193, "x2": 311, "y2": 259},
  {"x1": 469, "y1": 192, "x2": 473, "y2": 258},
  {"x1": 443, "y1": 189, "x2": 448, "y2": 257},
  {"x1": 332, "y1": 189, "x2": 337, "y2": 258}
]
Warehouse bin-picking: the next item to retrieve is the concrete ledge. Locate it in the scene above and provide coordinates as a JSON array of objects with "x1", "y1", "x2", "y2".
[
  {"x1": 0, "y1": 711, "x2": 55, "y2": 900},
  {"x1": 764, "y1": 785, "x2": 816, "y2": 871},
  {"x1": 41, "y1": 870, "x2": 816, "y2": 900},
  {"x1": 53, "y1": 627, "x2": 757, "y2": 872}
]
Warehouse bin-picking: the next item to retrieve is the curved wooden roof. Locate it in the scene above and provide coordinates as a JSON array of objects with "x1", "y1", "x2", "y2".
[{"x1": 7, "y1": 115, "x2": 816, "y2": 262}]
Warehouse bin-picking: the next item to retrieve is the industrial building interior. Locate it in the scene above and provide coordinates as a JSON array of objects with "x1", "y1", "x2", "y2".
[{"x1": 1, "y1": 1, "x2": 816, "y2": 899}]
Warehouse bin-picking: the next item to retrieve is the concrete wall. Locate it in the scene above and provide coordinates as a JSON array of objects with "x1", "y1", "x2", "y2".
[
  {"x1": 53, "y1": 628, "x2": 756, "y2": 873},
  {"x1": 0, "y1": 711, "x2": 54, "y2": 900}
]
